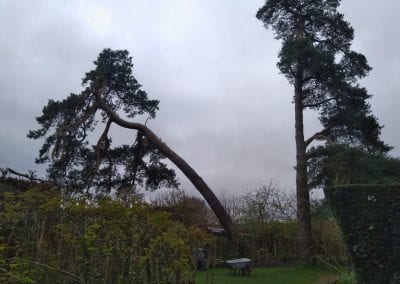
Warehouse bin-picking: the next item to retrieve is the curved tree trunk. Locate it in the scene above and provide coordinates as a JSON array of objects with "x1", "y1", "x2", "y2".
[{"x1": 95, "y1": 87, "x2": 237, "y2": 244}]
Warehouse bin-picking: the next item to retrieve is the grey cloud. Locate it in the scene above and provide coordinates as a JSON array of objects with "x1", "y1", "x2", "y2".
[{"x1": 1, "y1": 0, "x2": 399, "y2": 196}]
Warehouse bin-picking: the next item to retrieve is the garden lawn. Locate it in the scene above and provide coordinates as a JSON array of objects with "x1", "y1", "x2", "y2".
[{"x1": 195, "y1": 266, "x2": 336, "y2": 284}]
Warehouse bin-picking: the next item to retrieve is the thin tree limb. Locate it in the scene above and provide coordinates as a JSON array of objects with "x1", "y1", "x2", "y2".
[
  {"x1": 95, "y1": 118, "x2": 112, "y2": 170},
  {"x1": 305, "y1": 125, "x2": 335, "y2": 147},
  {"x1": 303, "y1": 97, "x2": 335, "y2": 109},
  {"x1": 0, "y1": 167, "x2": 46, "y2": 182}
]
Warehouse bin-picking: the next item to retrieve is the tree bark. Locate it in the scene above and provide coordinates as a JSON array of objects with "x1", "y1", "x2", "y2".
[
  {"x1": 294, "y1": 79, "x2": 313, "y2": 260},
  {"x1": 94, "y1": 87, "x2": 237, "y2": 245},
  {"x1": 293, "y1": 15, "x2": 313, "y2": 261}
]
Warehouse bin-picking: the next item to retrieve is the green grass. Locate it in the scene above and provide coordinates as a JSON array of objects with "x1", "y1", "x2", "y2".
[{"x1": 195, "y1": 266, "x2": 336, "y2": 284}]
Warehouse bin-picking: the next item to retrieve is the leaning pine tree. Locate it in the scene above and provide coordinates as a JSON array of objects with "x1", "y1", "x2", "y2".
[
  {"x1": 28, "y1": 49, "x2": 236, "y2": 245},
  {"x1": 256, "y1": 0, "x2": 390, "y2": 259}
]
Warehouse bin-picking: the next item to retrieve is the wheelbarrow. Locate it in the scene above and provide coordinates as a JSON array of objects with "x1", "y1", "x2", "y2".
[{"x1": 225, "y1": 258, "x2": 251, "y2": 275}]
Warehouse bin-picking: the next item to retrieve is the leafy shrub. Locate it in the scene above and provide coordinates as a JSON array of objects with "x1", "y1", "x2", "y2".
[{"x1": 0, "y1": 181, "x2": 210, "y2": 283}]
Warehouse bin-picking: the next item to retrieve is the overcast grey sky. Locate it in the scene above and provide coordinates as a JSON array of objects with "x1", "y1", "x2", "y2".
[{"x1": 0, "y1": 0, "x2": 399, "y2": 196}]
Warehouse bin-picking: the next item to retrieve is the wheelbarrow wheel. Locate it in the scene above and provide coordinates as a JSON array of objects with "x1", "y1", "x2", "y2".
[{"x1": 242, "y1": 265, "x2": 251, "y2": 275}]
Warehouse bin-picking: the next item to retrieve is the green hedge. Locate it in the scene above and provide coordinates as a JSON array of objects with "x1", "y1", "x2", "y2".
[{"x1": 325, "y1": 184, "x2": 400, "y2": 284}]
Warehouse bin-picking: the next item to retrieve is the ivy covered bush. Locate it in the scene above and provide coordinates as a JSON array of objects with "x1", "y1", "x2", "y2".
[{"x1": 325, "y1": 184, "x2": 400, "y2": 284}]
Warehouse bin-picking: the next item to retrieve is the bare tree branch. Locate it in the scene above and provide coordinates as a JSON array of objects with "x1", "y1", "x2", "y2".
[
  {"x1": 0, "y1": 167, "x2": 46, "y2": 182},
  {"x1": 95, "y1": 118, "x2": 112, "y2": 170},
  {"x1": 303, "y1": 97, "x2": 335, "y2": 109},
  {"x1": 305, "y1": 125, "x2": 335, "y2": 148}
]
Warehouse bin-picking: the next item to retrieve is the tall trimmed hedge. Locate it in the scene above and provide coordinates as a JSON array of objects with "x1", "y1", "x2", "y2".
[{"x1": 325, "y1": 184, "x2": 400, "y2": 284}]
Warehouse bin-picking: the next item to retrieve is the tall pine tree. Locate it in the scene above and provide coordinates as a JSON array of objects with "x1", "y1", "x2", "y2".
[{"x1": 256, "y1": 0, "x2": 389, "y2": 258}]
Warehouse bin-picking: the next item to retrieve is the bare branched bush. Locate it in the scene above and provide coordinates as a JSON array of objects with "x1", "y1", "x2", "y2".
[{"x1": 242, "y1": 180, "x2": 296, "y2": 223}]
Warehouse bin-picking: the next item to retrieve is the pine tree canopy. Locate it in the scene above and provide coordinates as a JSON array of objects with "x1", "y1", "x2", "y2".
[
  {"x1": 256, "y1": 0, "x2": 390, "y2": 152},
  {"x1": 28, "y1": 49, "x2": 178, "y2": 194}
]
